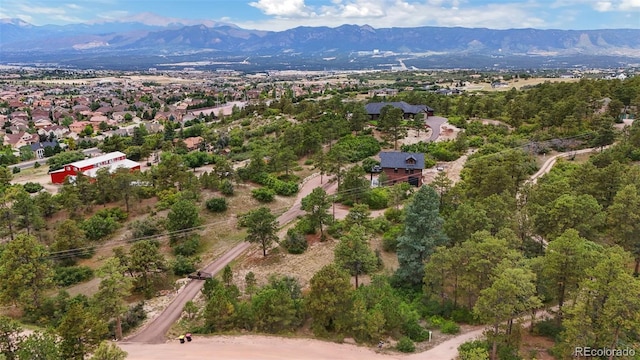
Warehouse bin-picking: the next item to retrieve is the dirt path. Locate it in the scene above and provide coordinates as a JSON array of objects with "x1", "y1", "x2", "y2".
[
  {"x1": 125, "y1": 172, "x2": 340, "y2": 344},
  {"x1": 526, "y1": 146, "x2": 605, "y2": 185},
  {"x1": 126, "y1": 242, "x2": 250, "y2": 343},
  {"x1": 119, "y1": 335, "x2": 401, "y2": 360}
]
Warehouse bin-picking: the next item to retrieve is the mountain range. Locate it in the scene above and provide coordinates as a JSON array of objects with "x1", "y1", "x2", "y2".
[{"x1": 1, "y1": 18, "x2": 639, "y2": 71}]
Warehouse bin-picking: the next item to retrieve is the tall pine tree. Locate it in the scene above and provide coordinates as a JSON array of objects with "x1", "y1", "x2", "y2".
[{"x1": 395, "y1": 186, "x2": 447, "y2": 288}]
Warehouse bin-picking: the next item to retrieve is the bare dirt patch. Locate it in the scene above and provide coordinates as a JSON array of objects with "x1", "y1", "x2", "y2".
[
  {"x1": 11, "y1": 166, "x2": 60, "y2": 194},
  {"x1": 436, "y1": 124, "x2": 462, "y2": 142},
  {"x1": 468, "y1": 118, "x2": 514, "y2": 130},
  {"x1": 519, "y1": 332, "x2": 556, "y2": 360}
]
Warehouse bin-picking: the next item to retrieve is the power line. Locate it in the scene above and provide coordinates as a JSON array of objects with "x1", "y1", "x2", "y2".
[{"x1": 39, "y1": 130, "x2": 604, "y2": 261}]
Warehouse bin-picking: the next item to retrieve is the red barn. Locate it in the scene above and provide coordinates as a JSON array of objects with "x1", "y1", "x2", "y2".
[{"x1": 50, "y1": 151, "x2": 141, "y2": 184}]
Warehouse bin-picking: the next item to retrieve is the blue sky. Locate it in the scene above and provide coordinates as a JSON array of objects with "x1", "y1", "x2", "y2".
[{"x1": 1, "y1": 0, "x2": 639, "y2": 30}]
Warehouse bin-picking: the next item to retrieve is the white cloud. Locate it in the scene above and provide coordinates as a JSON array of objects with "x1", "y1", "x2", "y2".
[
  {"x1": 619, "y1": 0, "x2": 640, "y2": 9},
  {"x1": 594, "y1": 1, "x2": 613, "y2": 11},
  {"x1": 239, "y1": 0, "x2": 548, "y2": 30},
  {"x1": 548, "y1": 0, "x2": 640, "y2": 12},
  {"x1": 249, "y1": 0, "x2": 314, "y2": 17}
]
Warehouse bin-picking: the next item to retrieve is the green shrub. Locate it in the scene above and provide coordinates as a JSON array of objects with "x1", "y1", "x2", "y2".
[
  {"x1": 129, "y1": 217, "x2": 163, "y2": 240},
  {"x1": 440, "y1": 320, "x2": 460, "y2": 334},
  {"x1": 54, "y1": 266, "x2": 94, "y2": 286},
  {"x1": 428, "y1": 315, "x2": 446, "y2": 328},
  {"x1": 534, "y1": 318, "x2": 565, "y2": 339},
  {"x1": 33, "y1": 161, "x2": 41, "y2": 168},
  {"x1": 396, "y1": 336, "x2": 415, "y2": 353},
  {"x1": 366, "y1": 187, "x2": 389, "y2": 210},
  {"x1": 458, "y1": 340, "x2": 490, "y2": 360},
  {"x1": 81, "y1": 215, "x2": 119, "y2": 241},
  {"x1": 173, "y1": 255, "x2": 198, "y2": 276},
  {"x1": 384, "y1": 207, "x2": 403, "y2": 223},
  {"x1": 326, "y1": 220, "x2": 345, "y2": 239},
  {"x1": 281, "y1": 229, "x2": 308, "y2": 254},
  {"x1": 304, "y1": 159, "x2": 314, "y2": 165},
  {"x1": 23, "y1": 182, "x2": 44, "y2": 193},
  {"x1": 294, "y1": 217, "x2": 316, "y2": 235},
  {"x1": 205, "y1": 197, "x2": 228, "y2": 212},
  {"x1": 452, "y1": 308, "x2": 477, "y2": 324},
  {"x1": 155, "y1": 189, "x2": 180, "y2": 210},
  {"x1": 173, "y1": 236, "x2": 201, "y2": 257},
  {"x1": 331, "y1": 135, "x2": 381, "y2": 162},
  {"x1": 361, "y1": 157, "x2": 380, "y2": 173},
  {"x1": 369, "y1": 217, "x2": 391, "y2": 234},
  {"x1": 220, "y1": 179, "x2": 234, "y2": 196},
  {"x1": 12, "y1": 166, "x2": 20, "y2": 174},
  {"x1": 254, "y1": 173, "x2": 298, "y2": 196},
  {"x1": 382, "y1": 224, "x2": 403, "y2": 252},
  {"x1": 94, "y1": 207, "x2": 128, "y2": 221},
  {"x1": 252, "y1": 187, "x2": 276, "y2": 202}
]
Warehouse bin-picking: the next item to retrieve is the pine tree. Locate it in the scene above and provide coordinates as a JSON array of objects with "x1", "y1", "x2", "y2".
[{"x1": 395, "y1": 186, "x2": 447, "y2": 288}]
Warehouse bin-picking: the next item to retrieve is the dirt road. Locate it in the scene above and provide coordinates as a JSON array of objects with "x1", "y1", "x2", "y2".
[
  {"x1": 119, "y1": 335, "x2": 399, "y2": 360},
  {"x1": 276, "y1": 174, "x2": 337, "y2": 227},
  {"x1": 526, "y1": 146, "x2": 604, "y2": 185},
  {"x1": 125, "y1": 173, "x2": 339, "y2": 344},
  {"x1": 126, "y1": 242, "x2": 250, "y2": 343}
]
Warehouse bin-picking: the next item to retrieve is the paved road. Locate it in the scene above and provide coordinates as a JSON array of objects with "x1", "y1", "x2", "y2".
[
  {"x1": 8, "y1": 147, "x2": 102, "y2": 170},
  {"x1": 425, "y1": 116, "x2": 448, "y2": 142}
]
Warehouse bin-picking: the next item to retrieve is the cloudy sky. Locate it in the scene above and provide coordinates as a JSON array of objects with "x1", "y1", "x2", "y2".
[{"x1": 1, "y1": 0, "x2": 639, "y2": 30}]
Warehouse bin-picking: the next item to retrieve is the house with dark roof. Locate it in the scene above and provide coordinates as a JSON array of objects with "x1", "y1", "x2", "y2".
[
  {"x1": 30, "y1": 141, "x2": 60, "y2": 159},
  {"x1": 379, "y1": 151, "x2": 425, "y2": 187},
  {"x1": 365, "y1": 101, "x2": 434, "y2": 120}
]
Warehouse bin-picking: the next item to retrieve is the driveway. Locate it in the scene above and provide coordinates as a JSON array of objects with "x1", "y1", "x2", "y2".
[{"x1": 425, "y1": 116, "x2": 448, "y2": 142}]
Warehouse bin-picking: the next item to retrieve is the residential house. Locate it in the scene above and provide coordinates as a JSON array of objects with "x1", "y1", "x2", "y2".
[
  {"x1": 38, "y1": 125, "x2": 68, "y2": 140},
  {"x1": 30, "y1": 141, "x2": 59, "y2": 159},
  {"x1": 89, "y1": 115, "x2": 110, "y2": 129},
  {"x1": 142, "y1": 122, "x2": 164, "y2": 134},
  {"x1": 3, "y1": 131, "x2": 38, "y2": 150},
  {"x1": 183, "y1": 136, "x2": 204, "y2": 151},
  {"x1": 112, "y1": 111, "x2": 134, "y2": 122},
  {"x1": 365, "y1": 101, "x2": 434, "y2": 120},
  {"x1": 69, "y1": 121, "x2": 92, "y2": 134},
  {"x1": 379, "y1": 151, "x2": 425, "y2": 187},
  {"x1": 33, "y1": 118, "x2": 53, "y2": 129}
]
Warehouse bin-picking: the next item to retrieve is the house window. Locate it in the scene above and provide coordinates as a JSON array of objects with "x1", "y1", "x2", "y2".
[
  {"x1": 410, "y1": 169, "x2": 415, "y2": 174},
  {"x1": 394, "y1": 168, "x2": 398, "y2": 173},
  {"x1": 405, "y1": 169, "x2": 409, "y2": 174}
]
